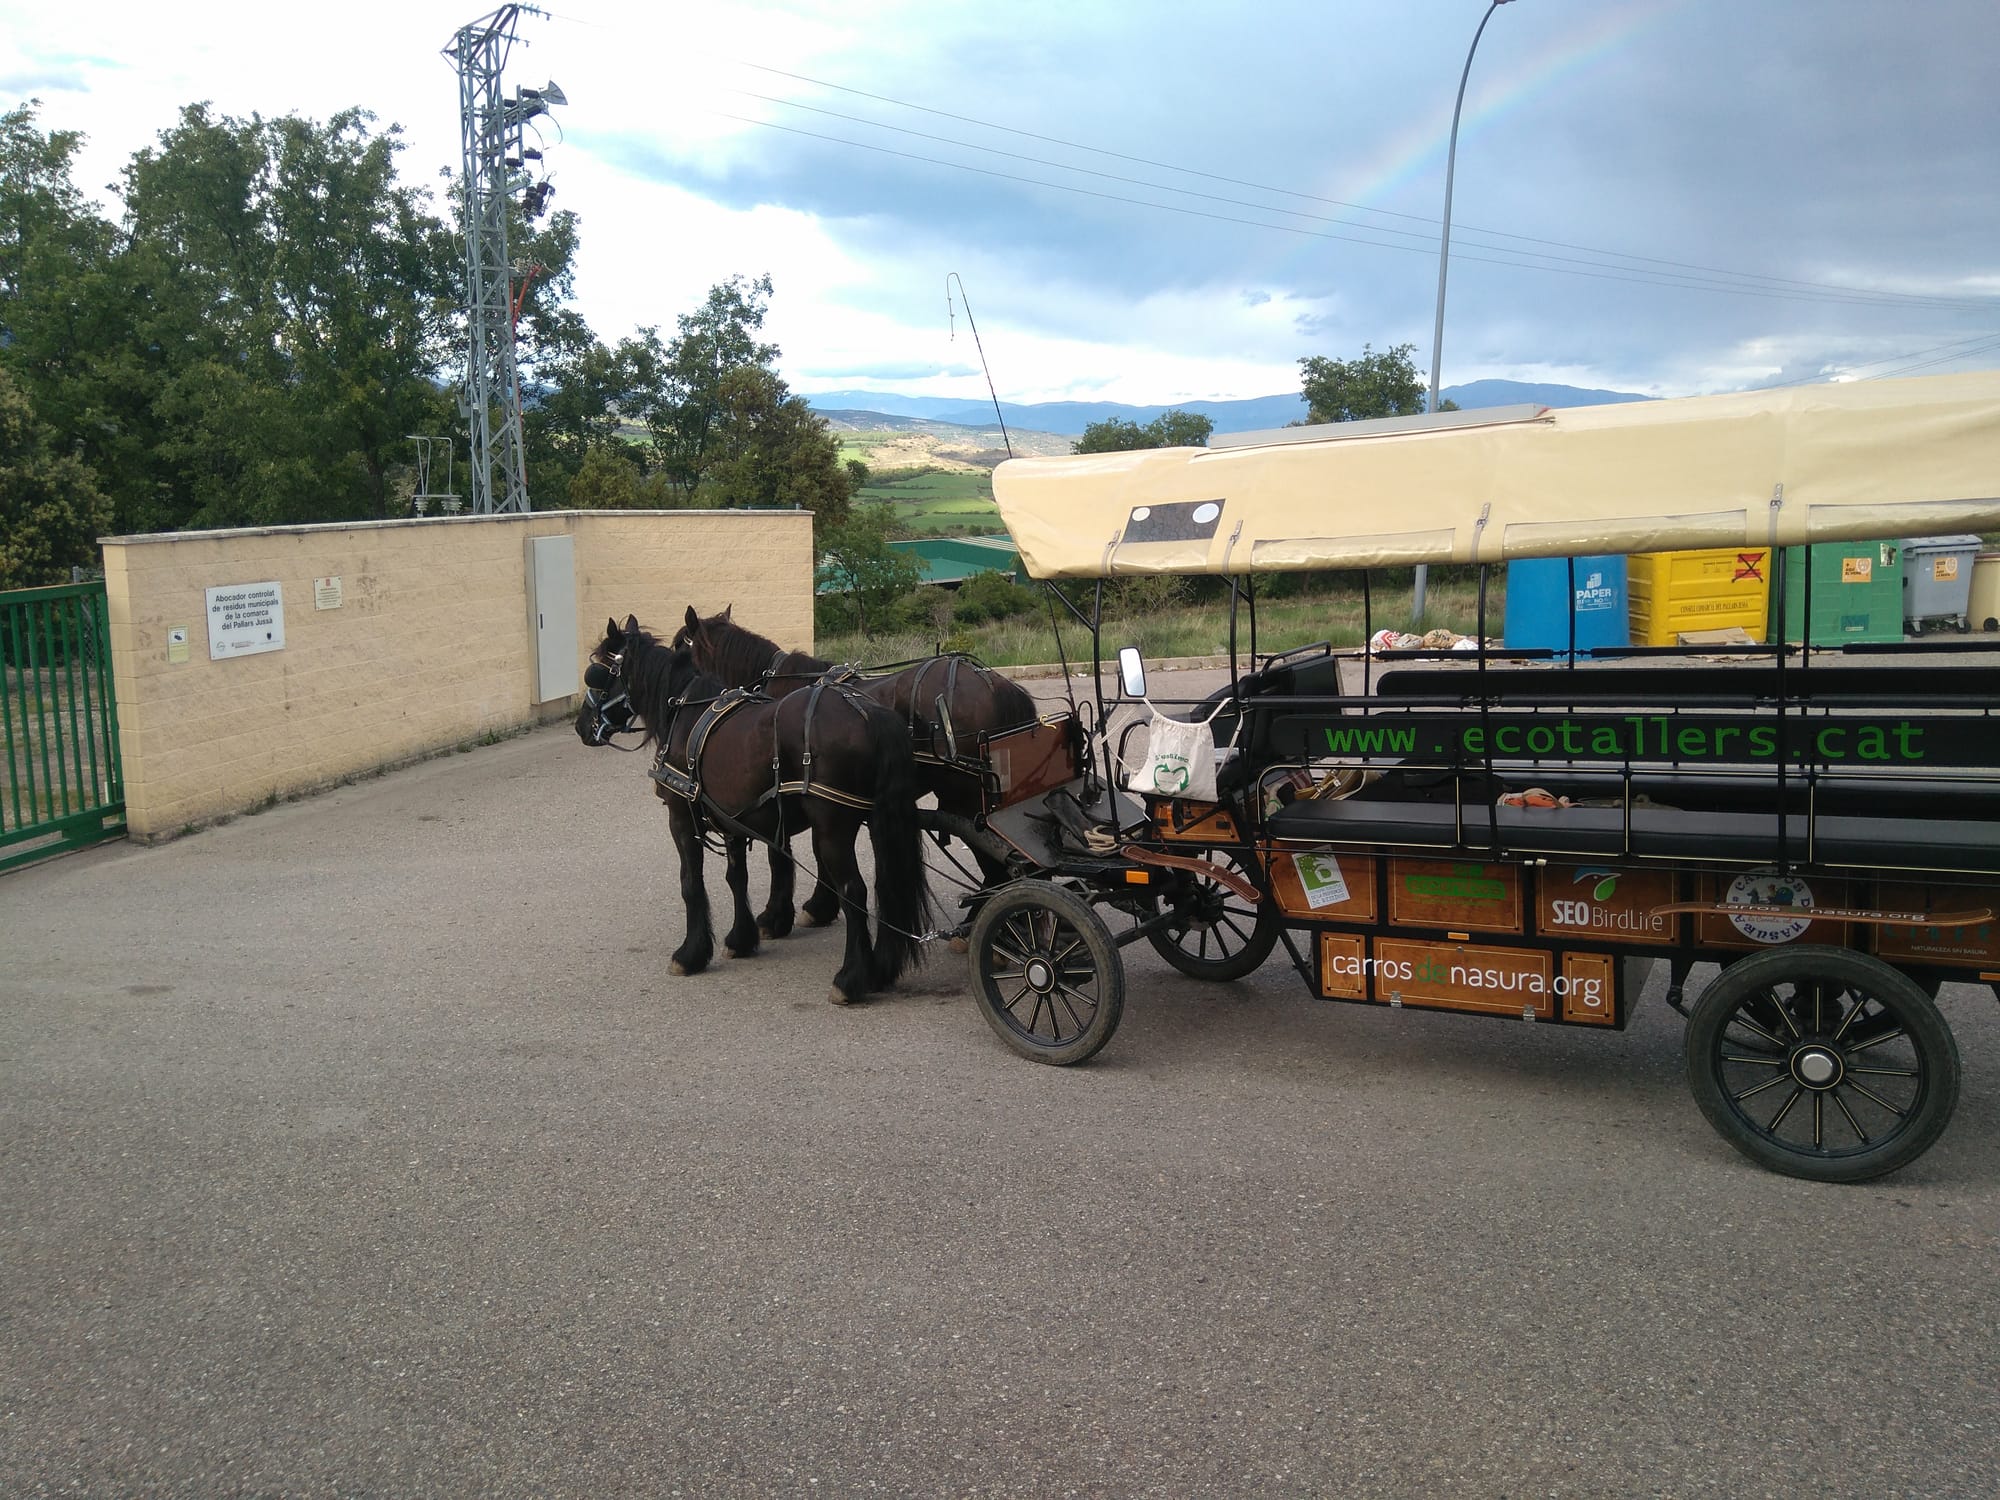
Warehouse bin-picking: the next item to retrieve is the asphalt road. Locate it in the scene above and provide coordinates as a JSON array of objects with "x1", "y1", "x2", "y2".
[{"x1": 4, "y1": 676, "x2": 1997, "y2": 1498}]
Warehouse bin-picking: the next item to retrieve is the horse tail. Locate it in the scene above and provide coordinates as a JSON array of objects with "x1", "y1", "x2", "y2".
[{"x1": 866, "y1": 707, "x2": 935, "y2": 985}]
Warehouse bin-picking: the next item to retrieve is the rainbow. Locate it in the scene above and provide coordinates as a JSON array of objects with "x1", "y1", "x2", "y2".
[{"x1": 1329, "y1": 2, "x2": 1687, "y2": 222}]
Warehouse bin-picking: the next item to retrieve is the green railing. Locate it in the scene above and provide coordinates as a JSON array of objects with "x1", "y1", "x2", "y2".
[{"x1": 1, "y1": 581, "x2": 125, "y2": 872}]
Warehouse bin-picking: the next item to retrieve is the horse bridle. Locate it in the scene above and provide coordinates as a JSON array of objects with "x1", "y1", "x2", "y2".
[{"x1": 581, "y1": 652, "x2": 642, "y2": 747}]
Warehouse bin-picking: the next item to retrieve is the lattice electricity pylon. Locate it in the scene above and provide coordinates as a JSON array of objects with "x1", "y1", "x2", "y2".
[{"x1": 443, "y1": 5, "x2": 563, "y2": 515}]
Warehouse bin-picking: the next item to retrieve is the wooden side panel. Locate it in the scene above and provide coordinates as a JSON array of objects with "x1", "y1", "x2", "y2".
[
  {"x1": 1270, "y1": 849, "x2": 1378, "y2": 921},
  {"x1": 1561, "y1": 951, "x2": 1618, "y2": 1025},
  {"x1": 1387, "y1": 859, "x2": 1523, "y2": 934},
  {"x1": 1695, "y1": 872, "x2": 1851, "y2": 950},
  {"x1": 987, "y1": 717, "x2": 1079, "y2": 809},
  {"x1": 1153, "y1": 801, "x2": 1239, "y2": 843},
  {"x1": 1536, "y1": 863, "x2": 1680, "y2": 946},
  {"x1": 1319, "y1": 932, "x2": 1369, "y2": 998},
  {"x1": 1873, "y1": 881, "x2": 2000, "y2": 967},
  {"x1": 1370, "y1": 938, "x2": 1554, "y2": 1018}
]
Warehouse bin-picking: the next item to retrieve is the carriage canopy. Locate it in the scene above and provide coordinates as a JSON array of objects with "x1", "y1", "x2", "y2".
[{"x1": 990, "y1": 370, "x2": 2000, "y2": 579}]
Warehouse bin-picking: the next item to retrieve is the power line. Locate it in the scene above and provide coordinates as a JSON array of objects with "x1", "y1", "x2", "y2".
[
  {"x1": 1866, "y1": 332, "x2": 2000, "y2": 380},
  {"x1": 716, "y1": 110, "x2": 1995, "y2": 314},
  {"x1": 1770, "y1": 329, "x2": 2000, "y2": 386},
  {"x1": 724, "y1": 88, "x2": 1990, "y2": 313},
  {"x1": 542, "y1": 9, "x2": 1997, "y2": 328},
  {"x1": 695, "y1": 50, "x2": 1993, "y2": 314}
]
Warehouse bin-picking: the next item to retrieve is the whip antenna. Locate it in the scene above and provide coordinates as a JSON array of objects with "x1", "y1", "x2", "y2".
[{"x1": 945, "y1": 273, "x2": 1012, "y2": 459}]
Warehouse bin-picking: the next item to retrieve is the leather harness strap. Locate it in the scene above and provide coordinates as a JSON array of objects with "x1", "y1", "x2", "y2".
[
  {"x1": 654, "y1": 680, "x2": 880, "y2": 820},
  {"x1": 908, "y1": 653, "x2": 978, "y2": 764},
  {"x1": 776, "y1": 677, "x2": 874, "y2": 809},
  {"x1": 651, "y1": 689, "x2": 758, "y2": 834}
]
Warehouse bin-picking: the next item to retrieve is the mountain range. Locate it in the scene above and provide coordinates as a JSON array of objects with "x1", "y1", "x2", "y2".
[{"x1": 802, "y1": 379, "x2": 1651, "y2": 438}]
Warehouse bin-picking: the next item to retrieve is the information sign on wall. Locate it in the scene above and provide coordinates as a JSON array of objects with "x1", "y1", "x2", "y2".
[{"x1": 206, "y1": 581, "x2": 286, "y2": 660}]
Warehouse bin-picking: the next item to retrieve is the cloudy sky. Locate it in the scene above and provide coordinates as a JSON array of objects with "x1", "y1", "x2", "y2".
[{"x1": 6, "y1": 0, "x2": 1998, "y2": 405}]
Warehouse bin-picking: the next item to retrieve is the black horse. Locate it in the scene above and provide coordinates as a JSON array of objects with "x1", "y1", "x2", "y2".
[
  {"x1": 673, "y1": 605, "x2": 1040, "y2": 921},
  {"x1": 576, "y1": 616, "x2": 934, "y2": 1004}
]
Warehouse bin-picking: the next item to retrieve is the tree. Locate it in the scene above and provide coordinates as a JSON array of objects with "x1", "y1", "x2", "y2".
[
  {"x1": 506, "y1": 205, "x2": 613, "y2": 503},
  {"x1": 0, "y1": 367, "x2": 112, "y2": 588},
  {"x1": 530, "y1": 327, "x2": 668, "y2": 501},
  {"x1": 702, "y1": 364, "x2": 854, "y2": 534},
  {"x1": 650, "y1": 274, "x2": 779, "y2": 499},
  {"x1": 1147, "y1": 409, "x2": 1215, "y2": 448},
  {"x1": 565, "y1": 444, "x2": 645, "y2": 509},
  {"x1": 1297, "y1": 342, "x2": 1454, "y2": 424},
  {"x1": 0, "y1": 102, "x2": 131, "y2": 506},
  {"x1": 114, "y1": 104, "x2": 458, "y2": 530},
  {"x1": 818, "y1": 503, "x2": 921, "y2": 635},
  {"x1": 1072, "y1": 407, "x2": 1213, "y2": 454}
]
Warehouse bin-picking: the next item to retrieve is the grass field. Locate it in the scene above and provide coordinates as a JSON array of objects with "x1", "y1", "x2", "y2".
[
  {"x1": 854, "y1": 467, "x2": 1001, "y2": 533},
  {"x1": 817, "y1": 577, "x2": 1497, "y2": 669}
]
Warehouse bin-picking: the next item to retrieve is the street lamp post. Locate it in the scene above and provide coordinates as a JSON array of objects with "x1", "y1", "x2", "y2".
[{"x1": 1415, "y1": 0, "x2": 1514, "y2": 626}]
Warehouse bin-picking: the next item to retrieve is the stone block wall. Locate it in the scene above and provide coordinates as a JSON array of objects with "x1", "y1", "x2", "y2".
[{"x1": 100, "y1": 510, "x2": 813, "y2": 838}]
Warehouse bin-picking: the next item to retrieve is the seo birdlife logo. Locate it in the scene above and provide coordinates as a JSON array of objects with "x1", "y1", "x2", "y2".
[{"x1": 1546, "y1": 868, "x2": 1665, "y2": 937}]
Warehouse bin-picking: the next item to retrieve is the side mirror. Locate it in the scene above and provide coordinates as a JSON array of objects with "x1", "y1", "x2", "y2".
[{"x1": 1117, "y1": 645, "x2": 1147, "y2": 700}]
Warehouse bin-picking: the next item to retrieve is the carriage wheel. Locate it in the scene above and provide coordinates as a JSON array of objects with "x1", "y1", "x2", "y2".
[
  {"x1": 1685, "y1": 946, "x2": 1959, "y2": 1183},
  {"x1": 968, "y1": 881, "x2": 1125, "y2": 1066},
  {"x1": 1146, "y1": 851, "x2": 1281, "y2": 982}
]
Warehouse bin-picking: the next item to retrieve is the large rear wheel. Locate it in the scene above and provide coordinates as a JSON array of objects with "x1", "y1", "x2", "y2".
[
  {"x1": 1145, "y1": 851, "x2": 1280, "y2": 982},
  {"x1": 969, "y1": 881, "x2": 1124, "y2": 1066},
  {"x1": 1685, "y1": 946, "x2": 1959, "y2": 1182}
]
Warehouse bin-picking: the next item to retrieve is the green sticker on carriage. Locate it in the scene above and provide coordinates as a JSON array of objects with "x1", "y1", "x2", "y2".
[
  {"x1": 1403, "y1": 870, "x2": 1507, "y2": 901},
  {"x1": 1292, "y1": 853, "x2": 1351, "y2": 909}
]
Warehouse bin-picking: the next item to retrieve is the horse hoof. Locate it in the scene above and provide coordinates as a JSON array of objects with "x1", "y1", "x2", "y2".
[
  {"x1": 669, "y1": 960, "x2": 688, "y2": 976},
  {"x1": 725, "y1": 946, "x2": 748, "y2": 960},
  {"x1": 800, "y1": 913, "x2": 827, "y2": 929},
  {"x1": 948, "y1": 936, "x2": 970, "y2": 955},
  {"x1": 828, "y1": 985, "x2": 856, "y2": 1006}
]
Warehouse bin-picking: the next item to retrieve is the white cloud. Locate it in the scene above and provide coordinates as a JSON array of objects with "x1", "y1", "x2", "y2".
[{"x1": 6, "y1": 0, "x2": 1996, "y2": 405}]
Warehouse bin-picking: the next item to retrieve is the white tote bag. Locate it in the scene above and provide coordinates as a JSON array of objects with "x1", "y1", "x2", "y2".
[{"x1": 1128, "y1": 697, "x2": 1235, "y2": 803}]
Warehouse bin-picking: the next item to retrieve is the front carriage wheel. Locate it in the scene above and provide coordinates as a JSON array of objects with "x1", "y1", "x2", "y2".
[
  {"x1": 1685, "y1": 946, "x2": 1959, "y2": 1183},
  {"x1": 969, "y1": 882, "x2": 1124, "y2": 1066},
  {"x1": 1146, "y1": 851, "x2": 1281, "y2": 982}
]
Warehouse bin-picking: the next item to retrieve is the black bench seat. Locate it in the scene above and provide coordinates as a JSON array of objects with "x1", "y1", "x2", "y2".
[{"x1": 1265, "y1": 795, "x2": 2000, "y2": 873}]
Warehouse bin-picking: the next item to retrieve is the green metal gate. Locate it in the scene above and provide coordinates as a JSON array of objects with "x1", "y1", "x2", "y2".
[{"x1": 1, "y1": 581, "x2": 125, "y2": 872}]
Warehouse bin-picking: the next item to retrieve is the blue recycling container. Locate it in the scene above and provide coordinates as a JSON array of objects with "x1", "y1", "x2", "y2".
[{"x1": 1502, "y1": 555, "x2": 1630, "y2": 655}]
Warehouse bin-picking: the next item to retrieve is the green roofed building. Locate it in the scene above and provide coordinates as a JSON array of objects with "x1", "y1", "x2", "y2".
[
  {"x1": 894, "y1": 536, "x2": 1025, "y2": 584},
  {"x1": 818, "y1": 535, "x2": 1025, "y2": 593}
]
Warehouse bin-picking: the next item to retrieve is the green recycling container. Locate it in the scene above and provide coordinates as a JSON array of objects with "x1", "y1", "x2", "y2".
[{"x1": 1781, "y1": 541, "x2": 1905, "y2": 645}]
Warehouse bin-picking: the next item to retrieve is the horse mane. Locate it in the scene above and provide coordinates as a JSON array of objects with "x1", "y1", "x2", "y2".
[
  {"x1": 620, "y1": 624, "x2": 723, "y2": 750},
  {"x1": 698, "y1": 610, "x2": 831, "y2": 683}
]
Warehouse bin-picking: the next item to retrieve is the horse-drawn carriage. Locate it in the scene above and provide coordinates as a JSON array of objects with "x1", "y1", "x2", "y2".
[{"x1": 580, "y1": 369, "x2": 2000, "y2": 1183}]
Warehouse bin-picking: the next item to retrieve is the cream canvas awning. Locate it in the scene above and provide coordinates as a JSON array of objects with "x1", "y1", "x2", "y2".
[{"x1": 990, "y1": 370, "x2": 2000, "y2": 578}]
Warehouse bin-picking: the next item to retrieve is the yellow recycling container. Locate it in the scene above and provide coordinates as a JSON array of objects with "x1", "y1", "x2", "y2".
[
  {"x1": 1970, "y1": 552, "x2": 2000, "y2": 634},
  {"x1": 1627, "y1": 547, "x2": 1772, "y2": 645}
]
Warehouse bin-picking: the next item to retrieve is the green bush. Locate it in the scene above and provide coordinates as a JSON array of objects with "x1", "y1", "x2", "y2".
[
  {"x1": 878, "y1": 585, "x2": 942, "y2": 636},
  {"x1": 1105, "y1": 574, "x2": 1186, "y2": 618},
  {"x1": 952, "y1": 569, "x2": 1040, "y2": 624}
]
